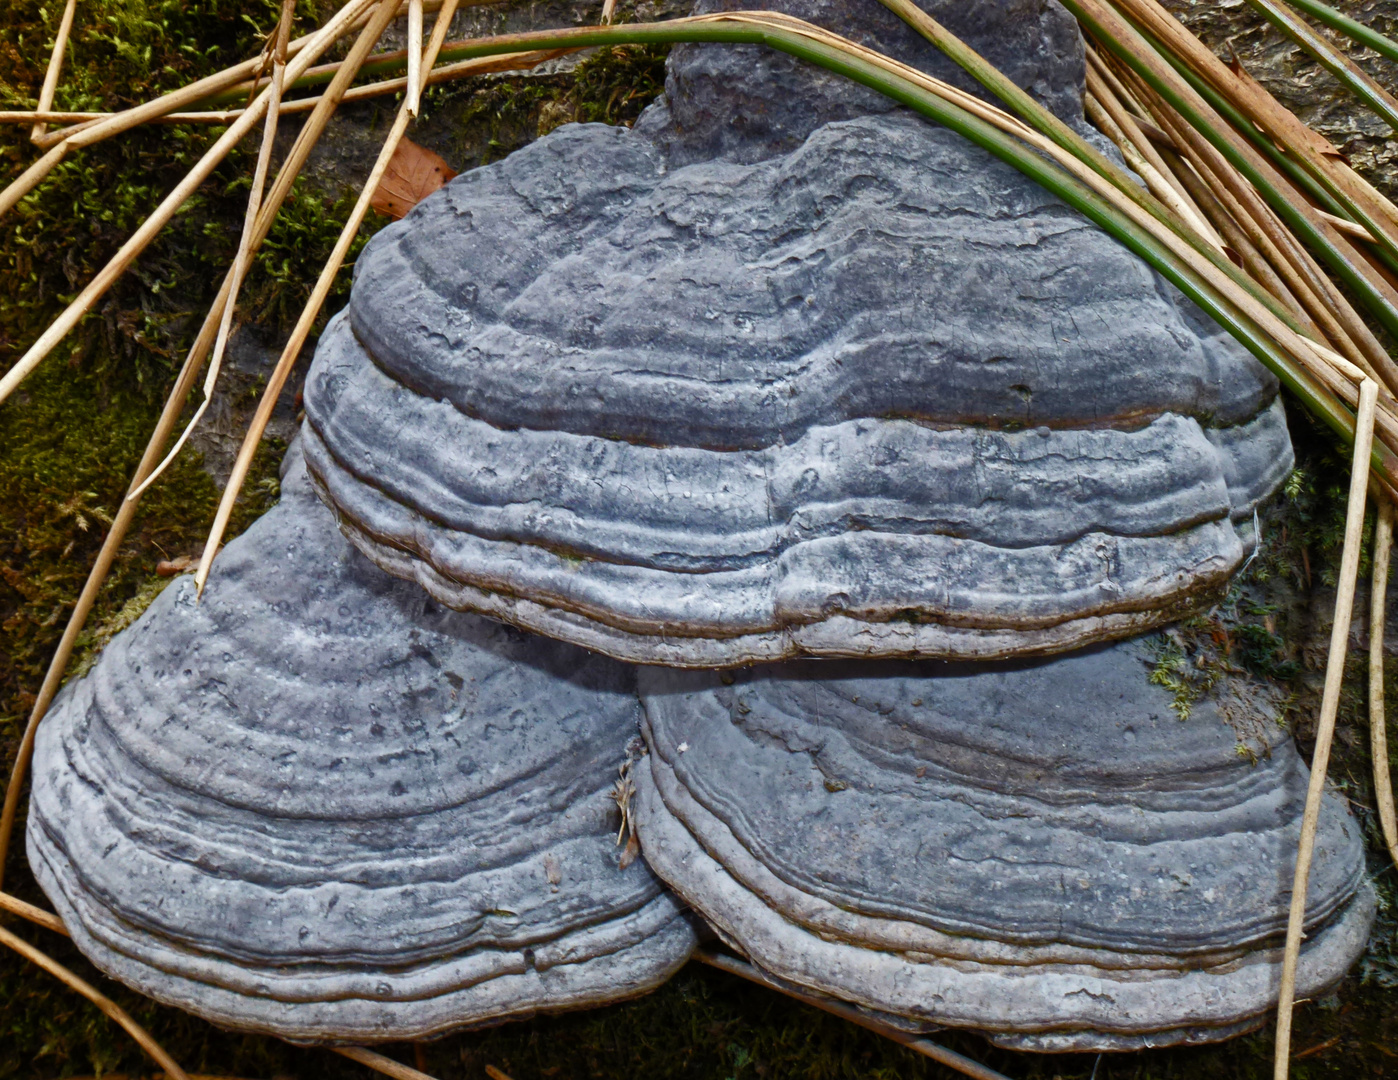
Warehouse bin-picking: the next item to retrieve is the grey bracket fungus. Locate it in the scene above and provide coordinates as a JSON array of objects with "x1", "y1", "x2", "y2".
[
  {"x1": 630, "y1": 643, "x2": 1375, "y2": 1051},
  {"x1": 302, "y1": 0, "x2": 1294, "y2": 667},
  {"x1": 27, "y1": 447, "x2": 696, "y2": 1044}
]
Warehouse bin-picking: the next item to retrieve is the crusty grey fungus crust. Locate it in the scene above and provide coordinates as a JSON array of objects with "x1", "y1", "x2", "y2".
[
  {"x1": 28, "y1": 451, "x2": 697, "y2": 1044},
  {"x1": 303, "y1": 108, "x2": 1292, "y2": 667},
  {"x1": 631, "y1": 642, "x2": 1374, "y2": 1051}
]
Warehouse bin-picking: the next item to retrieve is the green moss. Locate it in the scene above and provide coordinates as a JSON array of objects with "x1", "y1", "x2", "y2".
[
  {"x1": 1148, "y1": 633, "x2": 1225, "y2": 722},
  {"x1": 0, "y1": 360, "x2": 283, "y2": 731},
  {"x1": 437, "y1": 43, "x2": 668, "y2": 166}
]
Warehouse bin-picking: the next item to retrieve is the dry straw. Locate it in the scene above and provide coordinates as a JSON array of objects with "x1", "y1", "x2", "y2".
[
  {"x1": 30, "y1": 0, "x2": 77, "y2": 142},
  {"x1": 1272, "y1": 379, "x2": 1379, "y2": 1078},
  {"x1": 130, "y1": 0, "x2": 298, "y2": 501},
  {"x1": 0, "y1": 923, "x2": 189, "y2": 1080},
  {"x1": 0, "y1": 0, "x2": 383, "y2": 204},
  {"x1": 333, "y1": 1047, "x2": 439, "y2": 1080},
  {"x1": 0, "y1": 0, "x2": 409, "y2": 886},
  {"x1": 194, "y1": 0, "x2": 465, "y2": 592},
  {"x1": 0, "y1": 0, "x2": 386, "y2": 403},
  {"x1": 1372, "y1": 500, "x2": 1398, "y2": 872}
]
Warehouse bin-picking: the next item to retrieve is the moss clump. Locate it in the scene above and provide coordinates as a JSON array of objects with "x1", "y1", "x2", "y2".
[{"x1": 431, "y1": 43, "x2": 668, "y2": 167}]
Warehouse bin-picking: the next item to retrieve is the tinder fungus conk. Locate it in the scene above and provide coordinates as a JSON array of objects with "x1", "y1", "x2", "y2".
[
  {"x1": 27, "y1": 448, "x2": 696, "y2": 1044},
  {"x1": 631, "y1": 642, "x2": 1375, "y2": 1051},
  {"x1": 301, "y1": 0, "x2": 1292, "y2": 668}
]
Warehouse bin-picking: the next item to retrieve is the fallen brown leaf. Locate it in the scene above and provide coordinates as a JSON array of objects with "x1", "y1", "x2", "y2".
[{"x1": 370, "y1": 136, "x2": 457, "y2": 220}]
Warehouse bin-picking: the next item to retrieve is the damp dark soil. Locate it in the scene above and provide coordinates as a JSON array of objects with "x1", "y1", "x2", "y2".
[{"x1": 0, "y1": 0, "x2": 1396, "y2": 1077}]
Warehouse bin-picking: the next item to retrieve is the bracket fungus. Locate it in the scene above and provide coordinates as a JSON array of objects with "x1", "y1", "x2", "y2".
[
  {"x1": 28, "y1": 449, "x2": 696, "y2": 1043},
  {"x1": 302, "y1": 0, "x2": 1292, "y2": 667},
  {"x1": 21, "y1": 0, "x2": 1373, "y2": 1060},
  {"x1": 631, "y1": 643, "x2": 1375, "y2": 1050}
]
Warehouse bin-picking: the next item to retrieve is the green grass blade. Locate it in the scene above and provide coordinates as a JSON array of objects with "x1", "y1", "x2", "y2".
[
  {"x1": 1247, "y1": 0, "x2": 1398, "y2": 132},
  {"x1": 1283, "y1": 0, "x2": 1398, "y2": 64},
  {"x1": 1063, "y1": 0, "x2": 1398, "y2": 343}
]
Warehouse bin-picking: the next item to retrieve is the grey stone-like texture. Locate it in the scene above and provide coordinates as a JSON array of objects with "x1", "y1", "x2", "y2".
[
  {"x1": 305, "y1": 103, "x2": 1292, "y2": 666},
  {"x1": 27, "y1": 448, "x2": 696, "y2": 1044},
  {"x1": 631, "y1": 639, "x2": 1374, "y2": 1050},
  {"x1": 635, "y1": 0, "x2": 1089, "y2": 166}
]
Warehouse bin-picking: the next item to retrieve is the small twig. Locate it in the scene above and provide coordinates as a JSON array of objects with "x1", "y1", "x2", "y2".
[
  {"x1": 0, "y1": 0, "x2": 380, "y2": 405},
  {"x1": 483, "y1": 1067, "x2": 515, "y2": 1080},
  {"x1": 0, "y1": 890, "x2": 68, "y2": 935},
  {"x1": 0, "y1": 923, "x2": 189, "y2": 1080},
  {"x1": 1372, "y1": 495, "x2": 1398, "y2": 870},
  {"x1": 694, "y1": 951, "x2": 1012, "y2": 1080},
  {"x1": 407, "y1": 0, "x2": 425, "y2": 113},
  {"x1": 0, "y1": 0, "x2": 380, "y2": 218},
  {"x1": 130, "y1": 0, "x2": 297, "y2": 500},
  {"x1": 31, "y1": 0, "x2": 78, "y2": 143},
  {"x1": 1273, "y1": 376, "x2": 1379, "y2": 1080},
  {"x1": 333, "y1": 1047, "x2": 439, "y2": 1080},
  {"x1": 1293, "y1": 1034, "x2": 1342, "y2": 1059},
  {"x1": 195, "y1": 0, "x2": 463, "y2": 593}
]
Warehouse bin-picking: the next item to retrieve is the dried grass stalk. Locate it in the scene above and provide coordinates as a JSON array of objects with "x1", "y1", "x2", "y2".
[
  {"x1": 31, "y1": 0, "x2": 78, "y2": 142},
  {"x1": 1068, "y1": 0, "x2": 1398, "y2": 372},
  {"x1": 195, "y1": 0, "x2": 464, "y2": 592},
  {"x1": 333, "y1": 1047, "x2": 439, "y2": 1080},
  {"x1": 1104, "y1": 51, "x2": 1382, "y2": 368},
  {"x1": 130, "y1": 0, "x2": 297, "y2": 500},
  {"x1": 1111, "y1": 0, "x2": 1398, "y2": 251},
  {"x1": 1099, "y1": 39, "x2": 1398, "y2": 391},
  {"x1": 10, "y1": 49, "x2": 567, "y2": 145},
  {"x1": 0, "y1": 0, "x2": 389, "y2": 405},
  {"x1": 1273, "y1": 377, "x2": 1379, "y2": 1079},
  {"x1": 1084, "y1": 51, "x2": 1219, "y2": 245},
  {"x1": 0, "y1": 924, "x2": 188, "y2": 1079},
  {"x1": 0, "y1": 0, "x2": 396, "y2": 886},
  {"x1": 1, "y1": 110, "x2": 238, "y2": 124},
  {"x1": 1372, "y1": 496, "x2": 1398, "y2": 871},
  {"x1": 0, "y1": 0, "x2": 381, "y2": 213},
  {"x1": 0, "y1": 890, "x2": 68, "y2": 936},
  {"x1": 1083, "y1": 84, "x2": 1223, "y2": 249}
]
